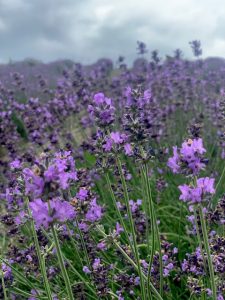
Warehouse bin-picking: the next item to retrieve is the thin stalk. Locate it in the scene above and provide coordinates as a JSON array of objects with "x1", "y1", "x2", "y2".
[
  {"x1": 215, "y1": 164, "x2": 225, "y2": 192},
  {"x1": 178, "y1": 202, "x2": 184, "y2": 261},
  {"x1": 140, "y1": 166, "x2": 151, "y2": 254},
  {"x1": 74, "y1": 216, "x2": 92, "y2": 270},
  {"x1": 116, "y1": 156, "x2": 146, "y2": 300},
  {"x1": 65, "y1": 225, "x2": 83, "y2": 266},
  {"x1": 193, "y1": 207, "x2": 207, "y2": 273},
  {"x1": 25, "y1": 197, "x2": 53, "y2": 300},
  {"x1": 67, "y1": 191, "x2": 91, "y2": 269},
  {"x1": 11, "y1": 288, "x2": 41, "y2": 299},
  {"x1": 96, "y1": 226, "x2": 163, "y2": 300},
  {"x1": 199, "y1": 205, "x2": 217, "y2": 299},
  {"x1": 141, "y1": 165, "x2": 155, "y2": 299},
  {"x1": 0, "y1": 257, "x2": 39, "y2": 292},
  {"x1": 73, "y1": 217, "x2": 99, "y2": 296},
  {"x1": 41, "y1": 228, "x2": 97, "y2": 298},
  {"x1": 64, "y1": 257, "x2": 97, "y2": 297},
  {"x1": 153, "y1": 213, "x2": 163, "y2": 297},
  {"x1": 143, "y1": 163, "x2": 163, "y2": 297},
  {"x1": 1, "y1": 270, "x2": 8, "y2": 300},
  {"x1": 51, "y1": 225, "x2": 74, "y2": 300},
  {"x1": 1, "y1": 232, "x2": 8, "y2": 300},
  {"x1": 105, "y1": 172, "x2": 133, "y2": 248}
]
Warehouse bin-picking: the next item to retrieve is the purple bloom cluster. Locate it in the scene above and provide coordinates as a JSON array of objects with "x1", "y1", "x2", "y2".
[
  {"x1": 167, "y1": 138, "x2": 206, "y2": 174},
  {"x1": 178, "y1": 177, "x2": 215, "y2": 203},
  {"x1": 29, "y1": 198, "x2": 75, "y2": 228},
  {"x1": 88, "y1": 92, "x2": 115, "y2": 127},
  {"x1": 23, "y1": 150, "x2": 77, "y2": 197}
]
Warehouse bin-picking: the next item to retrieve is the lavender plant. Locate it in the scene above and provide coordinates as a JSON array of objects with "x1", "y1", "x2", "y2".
[{"x1": 0, "y1": 42, "x2": 225, "y2": 300}]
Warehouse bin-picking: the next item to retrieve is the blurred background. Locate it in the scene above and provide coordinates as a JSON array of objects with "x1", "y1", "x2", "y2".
[{"x1": 0, "y1": 0, "x2": 224, "y2": 65}]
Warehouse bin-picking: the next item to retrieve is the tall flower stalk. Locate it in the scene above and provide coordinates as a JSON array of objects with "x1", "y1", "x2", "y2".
[
  {"x1": 51, "y1": 225, "x2": 74, "y2": 300},
  {"x1": 116, "y1": 156, "x2": 147, "y2": 300},
  {"x1": 25, "y1": 197, "x2": 53, "y2": 300},
  {"x1": 199, "y1": 205, "x2": 217, "y2": 299},
  {"x1": 105, "y1": 172, "x2": 133, "y2": 247},
  {"x1": 142, "y1": 163, "x2": 163, "y2": 297},
  {"x1": 96, "y1": 226, "x2": 163, "y2": 300}
]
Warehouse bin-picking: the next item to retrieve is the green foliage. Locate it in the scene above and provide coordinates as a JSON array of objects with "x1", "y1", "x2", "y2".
[{"x1": 11, "y1": 112, "x2": 28, "y2": 141}]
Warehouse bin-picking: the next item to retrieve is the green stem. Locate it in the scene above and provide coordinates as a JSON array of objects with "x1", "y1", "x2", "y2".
[
  {"x1": 25, "y1": 197, "x2": 53, "y2": 300},
  {"x1": 193, "y1": 207, "x2": 207, "y2": 274},
  {"x1": 74, "y1": 216, "x2": 92, "y2": 270},
  {"x1": 116, "y1": 156, "x2": 146, "y2": 299},
  {"x1": 64, "y1": 257, "x2": 97, "y2": 297},
  {"x1": 154, "y1": 213, "x2": 163, "y2": 297},
  {"x1": 1, "y1": 270, "x2": 8, "y2": 300},
  {"x1": 105, "y1": 172, "x2": 133, "y2": 248},
  {"x1": 141, "y1": 165, "x2": 155, "y2": 299},
  {"x1": 41, "y1": 228, "x2": 97, "y2": 298},
  {"x1": 178, "y1": 202, "x2": 184, "y2": 262},
  {"x1": 143, "y1": 163, "x2": 163, "y2": 297},
  {"x1": 51, "y1": 225, "x2": 74, "y2": 300},
  {"x1": 73, "y1": 217, "x2": 99, "y2": 295},
  {"x1": 199, "y1": 205, "x2": 217, "y2": 299},
  {"x1": 0, "y1": 257, "x2": 39, "y2": 293},
  {"x1": 215, "y1": 164, "x2": 225, "y2": 192},
  {"x1": 140, "y1": 166, "x2": 151, "y2": 255},
  {"x1": 0, "y1": 232, "x2": 8, "y2": 300},
  {"x1": 65, "y1": 225, "x2": 83, "y2": 266},
  {"x1": 97, "y1": 226, "x2": 163, "y2": 300}
]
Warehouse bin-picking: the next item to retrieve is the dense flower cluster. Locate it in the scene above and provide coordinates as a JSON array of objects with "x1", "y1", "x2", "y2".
[
  {"x1": 88, "y1": 92, "x2": 115, "y2": 127},
  {"x1": 178, "y1": 177, "x2": 215, "y2": 203},
  {"x1": 29, "y1": 198, "x2": 75, "y2": 228},
  {"x1": 167, "y1": 138, "x2": 206, "y2": 174}
]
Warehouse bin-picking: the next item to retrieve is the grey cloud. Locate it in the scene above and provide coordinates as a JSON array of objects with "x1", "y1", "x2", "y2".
[{"x1": 0, "y1": 0, "x2": 224, "y2": 64}]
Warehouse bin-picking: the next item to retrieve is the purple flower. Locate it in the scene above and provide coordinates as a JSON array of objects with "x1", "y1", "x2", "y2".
[
  {"x1": 110, "y1": 132, "x2": 124, "y2": 144},
  {"x1": 197, "y1": 177, "x2": 215, "y2": 194},
  {"x1": 168, "y1": 138, "x2": 206, "y2": 174},
  {"x1": 50, "y1": 198, "x2": 75, "y2": 223},
  {"x1": 178, "y1": 177, "x2": 215, "y2": 203},
  {"x1": 83, "y1": 266, "x2": 91, "y2": 274},
  {"x1": 29, "y1": 199, "x2": 52, "y2": 228},
  {"x1": 103, "y1": 137, "x2": 113, "y2": 152},
  {"x1": 10, "y1": 159, "x2": 21, "y2": 169},
  {"x1": 163, "y1": 268, "x2": 170, "y2": 277},
  {"x1": 88, "y1": 92, "x2": 115, "y2": 126},
  {"x1": 206, "y1": 289, "x2": 212, "y2": 296},
  {"x1": 44, "y1": 151, "x2": 77, "y2": 190},
  {"x1": 124, "y1": 143, "x2": 133, "y2": 156},
  {"x1": 85, "y1": 198, "x2": 102, "y2": 222},
  {"x1": 97, "y1": 241, "x2": 107, "y2": 250},
  {"x1": 129, "y1": 199, "x2": 142, "y2": 212},
  {"x1": 181, "y1": 259, "x2": 188, "y2": 271},
  {"x1": 173, "y1": 247, "x2": 178, "y2": 254},
  {"x1": 162, "y1": 255, "x2": 169, "y2": 262},
  {"x1": 178, "y1": 184, "x2": 191, "y2": 202},
  {"x1": 23, "y1": 168, "x2": 44, "y2": 198},
  {"x1": 167, "y1": 146, "x2": 180, "y2": 173},
  {"x1": 76, "y1": 188, "x2": 88, "y2": 201},
  {"x1": 29, "y1": 198, "x2": 75, "y2": 228},
  {"x1": 2, "y1": 262, "x2": 12, "y2": 279},
  {"x1": 115, "y1": 222, "x2": 124, "y2": 235},
  {"x1": 92, "y1": 258, "x2": 101, "y2": 270},
  {"x1": 93, "y1": 93, "x2": 111, "y2": 106}
]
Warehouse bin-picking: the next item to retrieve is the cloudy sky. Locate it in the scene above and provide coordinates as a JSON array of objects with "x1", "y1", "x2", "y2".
[{"x1": 0, "y1": 0, "x2": 224, "y2": 64}]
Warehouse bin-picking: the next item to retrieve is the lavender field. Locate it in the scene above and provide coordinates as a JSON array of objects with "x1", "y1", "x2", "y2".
[{"x1": 0, "y1": 41, "x2": 225, "y2": 300}]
